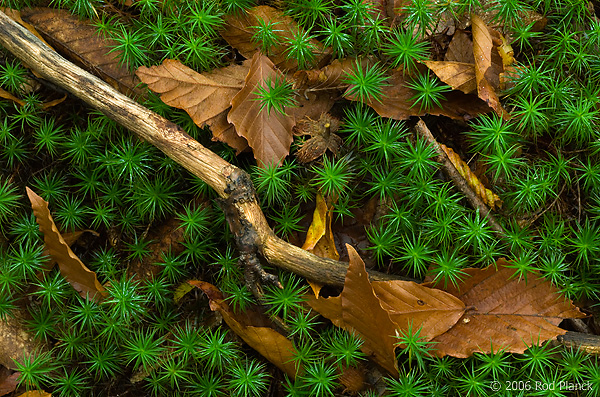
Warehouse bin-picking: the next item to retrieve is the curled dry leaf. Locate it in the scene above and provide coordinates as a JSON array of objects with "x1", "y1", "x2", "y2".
[
  {"x1": 440, "y1": 143, "x2": 502, "y2": 209},
  {"x1": 220, "y1": 5, "x2": 327, "y2": 72},
  {"x1": 0, "y1": 86, "x2": 25, "y2": 106},
  {"x1": 428, "y1": 259, "x2": 585, "y2": 358},
  {"x1": 302, "y1": 193, "x2": 339, "y2": 260},
  {"x1": 471, "y1": 14, "x2": 509, "y2": 119},
  {"x1": 293, "y1": 58, "x2": 372, "y2": 90},
  {"x1": 189, "y1": 280, "x2": 298, "y2": 378},
  {"x1": 422, "y1": 61, "x2": 476, "y2": 94},
  {"x1": 228, "y1": 52, "x2": 294, "y2": 166},
  {"x1": 21, "y1": 7, "x2": 142, "y2": 97},
  {"x1": 294, "y1": 113, "x2": 342, "y2": 164},
  {"x1": 136, "y1": 59, "x2": 250, "y2": 153},
  {"x1": 26, "y1": 187, "x2": 105, "y2": 301},
  {"x1": 346, "y1": 69, "x2": 491, "y2": 121}
]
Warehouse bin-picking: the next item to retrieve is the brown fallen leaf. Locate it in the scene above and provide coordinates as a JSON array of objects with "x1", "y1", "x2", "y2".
[
  {"x1": 228, "y1": 52, "x2": 294, "y2": 166},
  {"x1": 302, "y1": 193, "x2": 339, "y2": 260},
  {"x1": 337, "y1": 246, "x2": 399, "y2": 375},
  {"x1": 440, "y1": 143, "x2": 502, "y2": 209},
  {"x1": 26, "y1": 187, "x2": 105, "y2": 301},
  {"x1": 189, "y1": 280, "x2": 298, "y2": 378},
  {"x1": 0, "y1": 369, "x2": 19, "y2": 397},
  {"x1": 220, "y1": 5, "x2": 327, "y2": 72},
  {"x1": 445, "y1": 30, "x2": 474, "y2": 63},
  {"x1": 294, "y1": 114, "x2": 342, "y2": 164},
  {"x1": 422, "y1": 60, "x2": 476, "y2": 94},
  {"x1": 346, "y1": 69, "x2": 491, "y2": 121},
  {"x1": 136, "y1": 59, "x2": 250, "y2": 153},
  {"x1": 428, "y1": 259, "x2": 585, "y2": 358},
  {"x1": 205, "y1": 109, "x2": 249, "y2": 153},
  {"x1": 21, "y1": 7, "x2": 142, "y2": 97},
  {"x1": 307, "y1": 245, "x2": 466, "y2": 375},
  {"x1": 471, "y1": 14, "x2": 509, "y2": 119},
  {"x1": 0, "y1": 86, "x2": 25, "y2": 106},
  {"x1": 293, "y1": 58, "x2": 372, "y2": 90}
]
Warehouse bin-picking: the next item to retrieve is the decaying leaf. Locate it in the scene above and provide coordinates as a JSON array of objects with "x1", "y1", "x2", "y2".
[
  {"x1": 302, "y1": 193, "x2": 339, "y2": 260},
  {"x1": 228, "y1": 52, "x2": 294, "y2": 166},
  {"x1": 294, "y1": 113, "x2": 342, "y2": 164},
  {"x1": 440, "y1": 143, "x2": 502, "y2": 209},
  {"x1": 471, "y1": 14, "x2": 508, "y2": 118},
  {"x1": 136, "y1": 59, "x2": 250, "y2": 153},
  {"x1": 220, "y1": 5, "x2": 327, "y2": 72},
  {"x1": 17, "y1": 391, "x2": 51, "y2": 397},
  {"x1": 0, "y1": 86, "x2": 25, "y2": 106},
  {"x1": 293, "y1": 58, "x2": 372, "y2": 90},
  {"x1": 346, "y1": 69, "x2": 491, "y2": 121},
  {"x1": 0, "y1": 369, "x2": 19, "y2": 396},
  {"x1": 189, "y1": 280, "x2": 298, "y2": 378},
  {"x1": 429, "y1": 259, "x2": 585, "y2": 358},
  {"x1": 26, "y1": 187, "x2": 105, "y2": 301},
  {"x1": 422, "y1": 61, "x2": 476, "y2": 94},
  {"x1": 21, "y1": 7, "x2": 142, "y2": 97},
  {"x1": 445, "y1": 30, "x2": 474, "y2": 63}
]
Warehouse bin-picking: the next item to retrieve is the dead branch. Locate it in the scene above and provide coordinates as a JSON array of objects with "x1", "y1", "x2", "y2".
[
  {"x1": 0, "y1": 10, "x2": 403, "y2": 287},
  {"x1": 414, "y1": 119, "x2": 505, "y2": 235}
]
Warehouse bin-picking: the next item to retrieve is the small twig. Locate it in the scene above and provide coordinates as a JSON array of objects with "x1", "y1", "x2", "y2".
[
  {"x1": 528, "y1": 184, "x2": 566, "y2": 225},
  {"x1": 414, "y1": 119, "x2": 505, "y2": 235}
]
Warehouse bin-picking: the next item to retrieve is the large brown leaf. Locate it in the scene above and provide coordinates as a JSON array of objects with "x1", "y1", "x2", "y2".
[
  {"x1": 220, "y1": 5, "x2": 327, "y2": 72},
  {"x1": 429, "y1": 259, "x2": 585, "y2": 358},
  {"x1": 346, "y1": 69, "x2": 491, "y2": 121},
  {"x1": 338, "y1": 246, "x2": 400, "y2": 376},
  {"x1": 228, "y1": 52, "x2": 294, "y2": 166},
  {"x1": 293, "y1": 58, "x2": 372, "y2": 90},
  {"x1": 26, "y1": 187, "x2": 105, "y2": 301},
  {"x1": 189, "y1": 280, "x2": 298, "y2": 378},
  {"x1": 21, "y1": 7, "x2": 141, "y2": 97},
  {"x1": 471, "y1": 14, "x2": 508, "y2": 118},
  {"x1": 136, "y1": 59, "x2": 250, "y2": 153},
  {"x1": 422, "y1": 61, "x2": 476, "y2": 94},
  {"x1": 307, "y1": 245, "x2": 466, "y2": 375}
]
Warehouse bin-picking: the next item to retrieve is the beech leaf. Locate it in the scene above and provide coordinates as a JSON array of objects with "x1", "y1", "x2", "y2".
[
  {"x1": 22, "y1": 7, "x2": 142, "y2": 97},
  {"x1": 346, "y1": 69, "x2": 491, "y2": 121},
  {"x1": 422, "y1": 61, "x2": 476, "y2": 94},
  {"x1": 26, "y1": 187, "x2": 105, "y2": 301},
  {"x1": 293, "y1": 58, "x2": 372, "y2": 90},
  {"x1": 429, "y1": 259, "x2": 586, "y2": 358},
  {"x1": 189, "y1": 280, "x2": 298, "y2": 378},
  {"x1": 220, "y1": 5, "x2": 327, "y2": 72},
  {"x1": 228, "y1": 52, "x2": 294, "y2": 166},
  {"x1": 136, "y1": 59, "x2": 249, "y2": 153},
  {"x1": 445, "y1": 30, "x2": 474, "y2": 63},
  {"x1": 471, "y1": 14, "x2": 508, "y2": 118},
  {"x1": 338, "y1": 246, "x2": 399, "y2": 376}
]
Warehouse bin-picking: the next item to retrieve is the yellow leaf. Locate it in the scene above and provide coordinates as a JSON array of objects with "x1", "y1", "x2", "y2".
[{"x1": 302, "y1": 193, "x2": 339, "y2": 260}]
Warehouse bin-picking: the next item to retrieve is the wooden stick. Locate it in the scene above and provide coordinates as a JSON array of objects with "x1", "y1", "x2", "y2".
[
  {"x1": 0, "y1": 11, "x2": 403, "y2": 286},
  {"x1": 414, "y1": 119, "x2": 505, "y2": 235}
]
